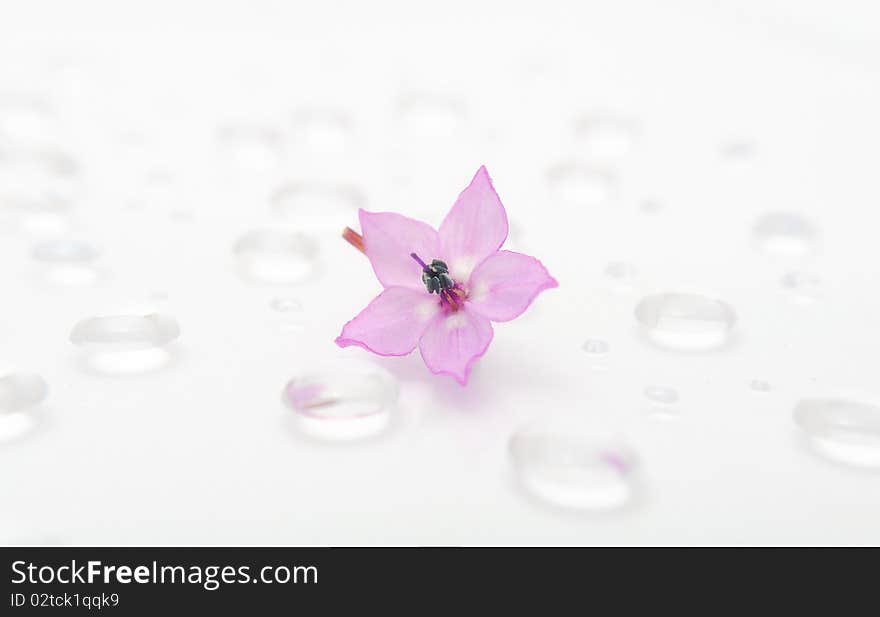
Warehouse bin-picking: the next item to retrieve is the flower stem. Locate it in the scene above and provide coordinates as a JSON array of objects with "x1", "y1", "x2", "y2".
[{"x1": 342, "y1": 227, "x2": 365, "y2": 253}]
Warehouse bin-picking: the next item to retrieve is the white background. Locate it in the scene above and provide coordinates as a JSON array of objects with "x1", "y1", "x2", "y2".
[{"x1": 1, "y1": 0, "x2": 879, "y2": 545}]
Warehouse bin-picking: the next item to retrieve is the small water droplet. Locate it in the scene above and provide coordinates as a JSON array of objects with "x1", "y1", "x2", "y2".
[
  {"x1": 720, "y1": 140, "x2": 756, "y2": 160},
  {"x1": 574, "y1": 113, "x2": 638, "y2": 161},
  {"x1": 216, "y1": 123, "x2": 284, "y2": 171},
  {"x1": 70, "y1": 313, "x2": 180, "y2": 374},
  {"x1": 582, "y1": 339, "x2": 609, "y2": 355},
  {"x1": 270, "y1": 182, "x2": 364, "y2": 227},
  {"x1": 604, "y1": 261, "x2": 638, "y2": 290},
  {"x1": 794, "y1": 398, "x2": 880, "y2": 468},
  {"x1": 270, "y1": 297, "x2": 305, "y2": 331},
  {"x1": 282, "y1": 362, "x2": 398, "y2": 442},
  {"x1": 639, "y1": 199, "x2": 663, "y2": 214},
  {"x1": 233, "y1": 230, "x2": 319, "y2": 285},
  {"x1": 291, "y1": 108, "x2": 352, "y2": 153},
  {"x1": 750, "y1": 379, "x2": 772, "y2": 393},
  {"x1": 753, "y1": 213, "x2": 817, "y2": 258},
  {"x1": 635, "y1": 293, "x2": 736, "y2": 351},
  {"x1": 270, "y1": 297, "x2": 302, "y2": 312},
  {"x1": 780, "y1": 271, "x2": 821, "y2": 304},
  {"x1": 31, "y1": 239, "x2": 99, "y2": 263},
  {"x1": 509, "y1": 427, "x2": 637, "y2": 511},
  {"x1": 397, "y1": 92, "x2": 464, "y2": 138},
  {"x1": 0, "y1": 373, "x2": 47, "y2": 443},
  {"x1": 548, "y1": 163, "x2": 615, "y2": 207},
  {"x1": 644, "y1": 385, "x2": 678, "y2": 405}
]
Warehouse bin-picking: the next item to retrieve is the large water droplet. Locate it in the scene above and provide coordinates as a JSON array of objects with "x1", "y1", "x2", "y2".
[
  {"x1": 752, "y1": 213, "x2": 817, "y2": 258},
  {"x1": 509, "y1": 427, "x2": 637, "y2": 511},
  {"x1": 70, "y1": 313, "x2": 180, "y2": 374},
  {"x1": 233, "y1": 230, "x2": 319, "y2": 284},
  {"x1": 794, "y1": 398, "x2": 880, "y2": 468},
  {"x1": 634, "y1": 293, "x2": 736, "y2": 351},
  {"x1": 282, "y1": 362, "x2": 398, "y2": 442},
  {"x1": 0, "y1": 373, "x2": 47, "y2": 443},
  {"x1": 574, "y1": 113, "x2": 639, "y2": 161},
  {"x1": 547, "y1": 163, "x2": 615, "y2": 207}
]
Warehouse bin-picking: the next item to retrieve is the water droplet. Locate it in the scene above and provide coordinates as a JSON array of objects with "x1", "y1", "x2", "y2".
[
  {"x1": 70, "y1": 313, "x2": 180, "y2": 374},
  {"x1": 574, "y1": 113, "x2": 638, "y2": 161},
  {"x1": 639, "y1": 199, "x2": 663, "y2": 214},
  {"x1": 604, "y1": 261, "x2": 638, "y2": 290},
  {"x1": 282, "y1": 362, "x2": 398, "y2": 442},
  {"x1": 0, "y1": 146, "x2": 77, "y2": 233},
  {"x1": 397, "y1": 92, "x2": 464, "y2": 138},
  {"x1": 270, "y1": 297, "x2": 302, "y2": 312},
  {"x1": 509, "y1": 427, "x2": 637, "y2": 511},
  {"x1": 234, "y1": 230, "x2": 319, "y2": 285},
  {"x1": 719, "y1": 140, "x2": 756, "y2": 160},
  {"x1": 31, "y1": 239, "x2": 99, "y2": 263},
  {"x1": 582, "y1": 339, "x2": 609, "y2": 355},
  {"x1": 270, "y1": 182, "x2": 364, "y2": 227},
  {"x1": 216, "y1": 123, "x2": 284, "y2": 171},
  {"x1": 291, "y1": 108, "x2": 352, "y2": 153},
  {"x1": 644, "y1": 385, "x2": 678, "y2": 405},
  {"x1": 635, "y1": 293, "x2": 736, "y2": 351},
  {"x1": 794, "y1": 398, "x2": 880, "y2": 468},
  {"x1": 780, "y1": 271, "x2": 821, "y2": 304},
  {"x1": 750, "y1": 379, "x2": 772, "y2": 392},
  {"x1": 0, "y1": 373, "x2": 47, "y2": 443},
  {"x1": 270, "y1": 297, "x2": 305, "y2": 331},
  {"x1": 752, "y1": 213, "x2": 817, "y2": 258},
  {"x1": 548, "y1": 163, "x2": 615, "y2": 207},
  {"x1": 31, "y1": 239, "x2": 102, "y2": 285}
]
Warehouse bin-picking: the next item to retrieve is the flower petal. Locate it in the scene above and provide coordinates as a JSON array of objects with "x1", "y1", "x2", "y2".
[
  {"x1": 466, "y1": 250, "x2": 558, "y2": 322},
  {"x1": 360, "y1": 209, "x2": 440, "y2": 290},
  {"x1": 336, "y1": 287, "x2": 440, "y2": 356},
  {"x1": 418, "y1": 308, "x2": 494, "y2": 385},
  {"x1": 439, "y1": 166, "x2": 509, "y2": 283}
]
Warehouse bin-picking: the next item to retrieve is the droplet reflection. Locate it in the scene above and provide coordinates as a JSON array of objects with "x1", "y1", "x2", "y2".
[
  {"x1": 509, "y1": 427, "x2": 638, "y2": 511},
  {"x1": 283, "y1": 362, "x2": 398, "y2": 442}
]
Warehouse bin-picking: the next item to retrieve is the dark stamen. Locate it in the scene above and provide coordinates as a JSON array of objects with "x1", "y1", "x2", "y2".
[{"x1": 413, "y1": 252, "x2": 456, "y2": 296}]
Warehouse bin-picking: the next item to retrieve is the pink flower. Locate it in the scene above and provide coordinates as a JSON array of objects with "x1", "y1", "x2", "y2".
[{"x1": 335, "y1": 166, "x2": 558, "y2": 385}]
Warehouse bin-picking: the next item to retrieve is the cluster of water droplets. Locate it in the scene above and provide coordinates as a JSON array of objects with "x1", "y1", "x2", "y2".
[{"x1": 0, "y1": 63, "x2": 871, "y2": 536}]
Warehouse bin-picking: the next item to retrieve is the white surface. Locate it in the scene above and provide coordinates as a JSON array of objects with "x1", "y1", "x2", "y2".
[{"x1": 1, "y1": 0, "x2": 879, "y2": 545}]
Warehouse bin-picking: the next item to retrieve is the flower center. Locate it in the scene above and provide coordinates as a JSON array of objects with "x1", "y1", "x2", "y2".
[{"x1": 410, "y1": 253, "x2": 465, "y2": 311}]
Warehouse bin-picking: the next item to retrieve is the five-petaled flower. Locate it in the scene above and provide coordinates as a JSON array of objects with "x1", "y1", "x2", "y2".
[{"x1": 336, "y1": 166, "x2": 558, "y2": 385}]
